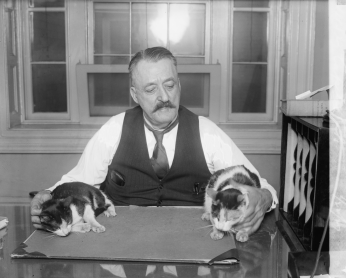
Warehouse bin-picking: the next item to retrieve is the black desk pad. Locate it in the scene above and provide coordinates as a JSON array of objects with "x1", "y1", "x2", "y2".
[{"x1": 11, "y1": 206, "x2": 237, "y2": 264}]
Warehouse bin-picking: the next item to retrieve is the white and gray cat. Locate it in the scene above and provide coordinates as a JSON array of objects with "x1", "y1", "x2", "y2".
[
  {"x1": 39, "y1": 182, "x2": 116, "y2": 237},
  {"x1": 202, "y1": 165, "x2": 261, "y2": 242}
]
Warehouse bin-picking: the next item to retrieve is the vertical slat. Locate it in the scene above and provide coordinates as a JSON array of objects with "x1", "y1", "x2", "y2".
[
  {"x1": 304, "y1": 131, "x2": 316, "y2": 244},
  {"x1": 283, "y1": 122, "x2": 296, "y2": 213},
  {"x1": 298, "y1": 131, "x2": 309, "y2": 235},
  {"x1": 293, "y1": 123, "x2": 303, "y2": 221}
]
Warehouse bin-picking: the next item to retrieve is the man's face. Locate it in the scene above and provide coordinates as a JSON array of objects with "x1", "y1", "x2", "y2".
[{"x1": 130, "y1": 59, "x2": 181, "y2": 129}]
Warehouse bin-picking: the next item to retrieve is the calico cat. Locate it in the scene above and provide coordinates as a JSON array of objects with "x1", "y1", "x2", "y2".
[
  {"x1": 201, "y1": 165, "x2": 261, "y2": 242},
  {"x1": 39, "y1": 182, "x2": 116, "y2": 237}
]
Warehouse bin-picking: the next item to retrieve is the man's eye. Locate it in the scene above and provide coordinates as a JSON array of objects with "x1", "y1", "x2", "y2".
[
  {"x1": 165, "y1": 83, "x2": 174, "y2": 89},
  {"x1": 145, "y1": 87, "x2": 156, "y2": 93}
]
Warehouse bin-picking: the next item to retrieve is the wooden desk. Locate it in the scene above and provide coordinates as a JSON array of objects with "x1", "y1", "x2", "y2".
[{"x1": 0, "y1": 205, "x2": 284, "y2": 278}]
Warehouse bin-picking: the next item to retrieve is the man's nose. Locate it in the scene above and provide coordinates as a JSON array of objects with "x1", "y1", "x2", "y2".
[{"x1": 157, "y1": 85, "x2": 169, "y2": 101}]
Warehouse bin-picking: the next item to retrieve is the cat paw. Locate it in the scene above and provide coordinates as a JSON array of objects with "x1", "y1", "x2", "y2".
[
  {"x1": 80, "y1": 223, "x2": 91, "y2": 233},
  {"x1": 92, "y1": 225, "x2": 106, "y2": 233},
  {"x1": 71, "y1": 222, "x2": 91, "y2": 233},
  {"x1": 236, "y1": 231, "x2": 249, "y2": 242},
  {"x1": 210, "y1": 230, "x2": 224, "y2": 240},
  {"x1": 104, "y1": 207, "x2": 116, "y2": 217},
  {"x1": 201, "y1": 212, "x2": 210, "y2": 221}
]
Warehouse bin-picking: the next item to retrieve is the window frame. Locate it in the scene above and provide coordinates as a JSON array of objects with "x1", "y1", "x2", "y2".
[
  {"x1": 22, "y1": 3, "x2": 71, "y2": 121},
  {"x1": 0, "y1": 0, "x2": 317, "y2": 154},
  {"x1": 228, "y1": 3, "x2": 278, "y2": 123}
]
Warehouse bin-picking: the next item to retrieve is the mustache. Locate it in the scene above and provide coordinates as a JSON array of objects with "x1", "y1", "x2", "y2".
[{"x1": 153, "y1": 101, "x2": 176, "y2": 113}]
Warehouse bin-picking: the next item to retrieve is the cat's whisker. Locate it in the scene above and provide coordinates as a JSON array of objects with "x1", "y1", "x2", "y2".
[
  {"x1": 196, "y1": 225, "x2": 214, "y2": 230},
  {"x1": 205, "y1": 228, "x2": 214, "y2": 236},
  {"x1": 45, "y1": 234, "x2": 56, "y2": 240}
]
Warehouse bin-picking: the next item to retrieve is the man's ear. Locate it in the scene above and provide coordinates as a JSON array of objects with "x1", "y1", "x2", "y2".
[{"x1": 130, "y1": 87, "x2": 139, "y2": 104}]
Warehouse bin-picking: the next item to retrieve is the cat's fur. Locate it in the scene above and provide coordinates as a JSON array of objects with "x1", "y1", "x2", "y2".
[
  {"x1": 39, "y1": 182, "x2": 116, "y2": 237},
  {"x1": 202, "y1": 165, "x2": 261, "y2": 242}
]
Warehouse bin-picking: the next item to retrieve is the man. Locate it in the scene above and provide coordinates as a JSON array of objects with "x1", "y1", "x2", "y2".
[{"x1": 31, "y1": 47, "x2": 278, "y2": 233}]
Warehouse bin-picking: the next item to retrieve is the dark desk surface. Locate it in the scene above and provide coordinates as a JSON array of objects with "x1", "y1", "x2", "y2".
[{"x1": 0, "y1": 205, "x2": 287, "y2": 278}]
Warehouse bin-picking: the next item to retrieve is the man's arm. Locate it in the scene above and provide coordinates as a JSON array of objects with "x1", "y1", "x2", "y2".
[
  {"x1": 30, "y1": 113, "x2": 125, "y2": 228},
  {"x1": 199, "y1": 116, "x2": 278, "y2": 229},
  {"x1": 31, "y1": 190, "x2": 52, "y2": 229}
]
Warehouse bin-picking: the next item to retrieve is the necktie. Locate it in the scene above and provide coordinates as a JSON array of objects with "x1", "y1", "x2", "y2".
[{"x1": 145, "y1": 117, "x2": 179, "y2": 179}]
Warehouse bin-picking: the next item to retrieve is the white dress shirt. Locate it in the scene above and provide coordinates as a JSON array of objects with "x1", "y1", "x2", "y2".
[{"x1": 48, "y1": 112, "x2": 278, "y2": 210}]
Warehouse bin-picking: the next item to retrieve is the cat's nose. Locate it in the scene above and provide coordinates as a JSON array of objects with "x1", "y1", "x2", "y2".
[
  {"x1": 61, "y1": 227, "x2": 71, "y2": 236},
  {"x1": 214, "y1": 219, "x2": 224, "y2": 230}
]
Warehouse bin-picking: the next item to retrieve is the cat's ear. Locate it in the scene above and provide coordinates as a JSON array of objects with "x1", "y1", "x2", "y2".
[
  {"x1": 63, "y1": 196, "x2": 73, "y2": 207},
  {"x1": 237, "y1": 194, "x2": 245, "y2": 204},
  {"x1": 206, "y1": 188, "x2": 217, "y2": 201},
  {"x1": 237, "y1": 194, "x2": 247, "y2": 206}
]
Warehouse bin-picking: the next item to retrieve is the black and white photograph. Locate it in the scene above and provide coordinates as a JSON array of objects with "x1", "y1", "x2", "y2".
[{"x1": 0, "y1": 0, "x2": 345, "y2": 277}]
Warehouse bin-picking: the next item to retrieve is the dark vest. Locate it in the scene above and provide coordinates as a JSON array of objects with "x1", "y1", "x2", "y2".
[{"x1": 100, "y1": 106, "x2": 211, "y2": 206}]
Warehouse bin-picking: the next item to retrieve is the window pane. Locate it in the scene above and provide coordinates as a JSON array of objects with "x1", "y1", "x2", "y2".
[
  {"x1": 169, "y1": 4, "x2": 205, "y2": 55},
  {"x1": 132, "y1": 3, "x2": 167, "y2": 53},
  {"x1": 94, "y1": 3, "x2": 130, "y2": 55},
  {"x1": 232, "y1": 64, "x2": 267, "y2": 113},
  {"x1": 32, "y1": 64, "x2": 67, "y2": 112},
  {"x1": 180, "y1": 73, "x2": 209, "y2": 110},
  {"x1": 31, "y1": 12, "x2": 66, "y2": 61},
  {"x1": 233, "y1": 12, "x2": 268, "y2": 62},
  {"x1": 8, "y1": 65, "x2": 19, "y2": 115},
  {"x1": 88, "y1": 73, "x2": 130, "y2": 116},
  {"x1": 30, "y1": 0, "x2": 65, "y2": 8},
  {"x1": 234, "y1": 0, "x2": 269, "y2": 8},
  {"x1": 94, "y1": 56, "x2": 130, "y2": 65},
  {"x1": 6, "y1": 8, "x2": 16, "y2": 56}
]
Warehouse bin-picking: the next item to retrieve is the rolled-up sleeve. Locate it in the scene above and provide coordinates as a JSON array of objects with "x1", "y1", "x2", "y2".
[{"x1": 47, "y1": 113, "x2": 125, "y2": 191}]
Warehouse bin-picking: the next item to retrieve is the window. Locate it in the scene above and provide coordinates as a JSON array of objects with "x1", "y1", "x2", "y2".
[
  {"x1": 230, "y1": 0, "x2": 274, "y2": 122},
  {"x1": 23, "y1": 0, "x2": 68, "y2": 121},
  {"x1": 4, "y1": 0, "x2": 21, "y2": 129},
  {"x1": 0, "y1": 0, "x2": 316, "y2": 153}
]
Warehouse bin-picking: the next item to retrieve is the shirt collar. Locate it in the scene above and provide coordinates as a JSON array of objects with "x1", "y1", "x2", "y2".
[{"x1": 143, "y1": 113, "x2": 179, "y2": 132}]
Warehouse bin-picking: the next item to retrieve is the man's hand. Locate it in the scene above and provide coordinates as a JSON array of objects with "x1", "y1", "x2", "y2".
[
  {"x1": 232, "y1": 186, "x2": 273, "y2": 233},
  {"x1": 30, "y1": 190, "x2": 52, "y2": 230}
]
